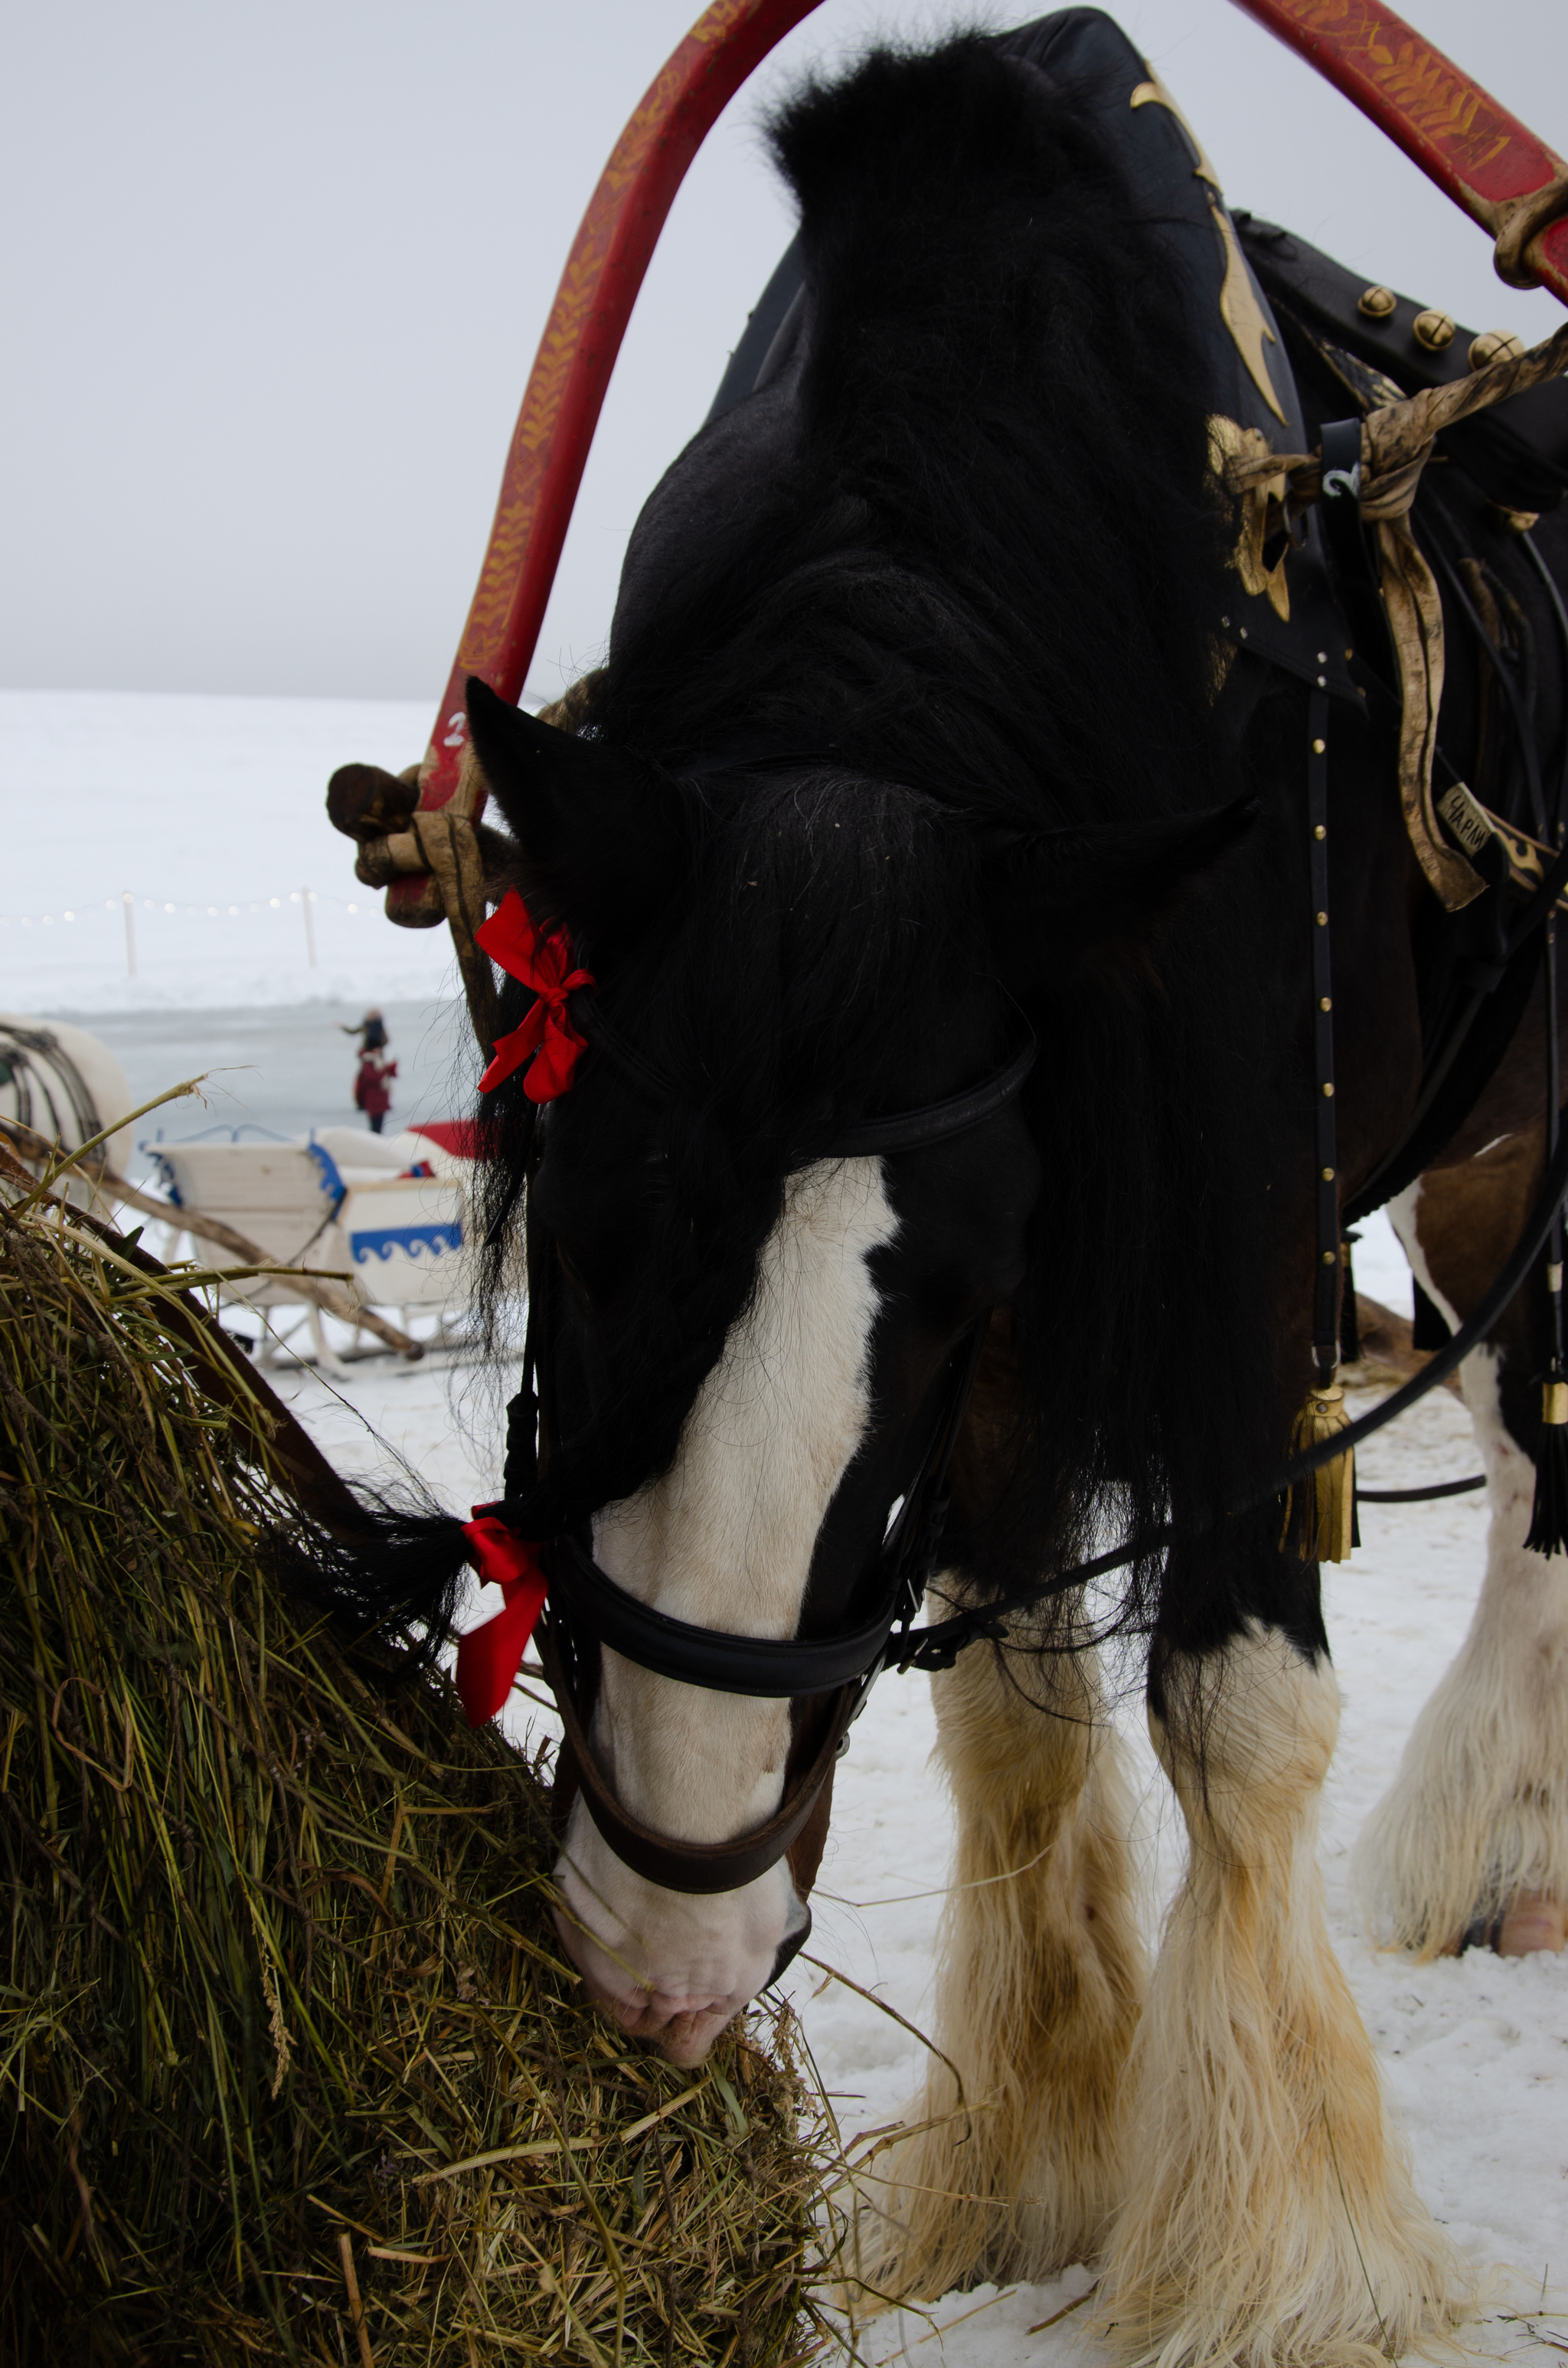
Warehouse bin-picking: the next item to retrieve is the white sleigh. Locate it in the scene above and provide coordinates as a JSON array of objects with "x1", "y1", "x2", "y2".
[{"x1": 140, "y1": 1123, "x2": 476, "y2": 1356}]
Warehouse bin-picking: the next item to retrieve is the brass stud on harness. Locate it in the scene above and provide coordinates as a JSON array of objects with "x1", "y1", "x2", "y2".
[
  {"x1": 1468, "y1": 328, "x2": 1525, "y2": 371},
  {"x1": 1291, "y1": 685, "x2": 1354, "y2": 1562},
  {"x1": 1413, "y1": 307, "x2": 1456, "y2": 352},
  {"x1": 1357, "y1": 284, "x2": 1396, "y2": 319}
]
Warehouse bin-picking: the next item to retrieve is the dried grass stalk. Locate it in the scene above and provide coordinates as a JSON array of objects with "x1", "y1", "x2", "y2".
[{"x1": 0, "y1": 1180, "x2": 831, "y2": 2364}]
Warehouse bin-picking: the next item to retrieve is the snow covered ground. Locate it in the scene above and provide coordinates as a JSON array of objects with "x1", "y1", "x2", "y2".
[{"x1": 258, "y1": 1217, "x2": 1566, "y2": 2368}]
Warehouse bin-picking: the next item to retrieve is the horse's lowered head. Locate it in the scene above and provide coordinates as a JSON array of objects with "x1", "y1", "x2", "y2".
[{"x1": 466, "y1": 681, "x2": 1250, "y2": 2063}]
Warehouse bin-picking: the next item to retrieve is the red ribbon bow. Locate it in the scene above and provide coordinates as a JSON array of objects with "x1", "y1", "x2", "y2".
[
  {"x1": 475, "y1": 889, "x2": 595, "y2": 1101},
  {"x1": 455, "y1": 1513, "x2": 549, "y2": 1725}
]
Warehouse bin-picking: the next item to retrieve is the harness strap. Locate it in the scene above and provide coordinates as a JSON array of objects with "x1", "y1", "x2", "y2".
[
  {"x1": 1308, "y1": 687, "x2": 1340, "y2": 1372},
  {"x1": 540, "y1": 1617, "x2": 859, "y2": 1895},
  {"x1": 1224, "y1": 316, "x2": 1568, "y2": 914},
  {"x1": 551, "y1": 1529, "x2": 910, "y2": 1696},
  {"x1": 796, "y1": 1034, "x2": 1037, "y2": 1161}
]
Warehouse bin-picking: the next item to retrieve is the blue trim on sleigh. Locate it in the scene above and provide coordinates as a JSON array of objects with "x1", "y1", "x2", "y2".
[
  {"x1": 305, "y1": 1138, "x2": 347, "y2": 1210},
  {"x1": 349, "y1": 1221, "x2": 463, "y2": 1265}
]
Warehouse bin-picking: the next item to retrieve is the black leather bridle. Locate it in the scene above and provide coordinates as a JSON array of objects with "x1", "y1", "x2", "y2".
[{"x1": 495, "y1": 1019, "x2": 1037, "y2": 1896}]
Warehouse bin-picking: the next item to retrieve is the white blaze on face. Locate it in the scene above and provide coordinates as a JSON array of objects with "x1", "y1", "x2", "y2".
[{"x1": 553, "y1": 1155, "x2": 897, "y2": 2062}]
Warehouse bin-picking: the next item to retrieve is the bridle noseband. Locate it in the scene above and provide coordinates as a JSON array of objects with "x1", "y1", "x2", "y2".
[{"x1": 498, "y1": 1020, "x2": 1037, "y2": 1898}]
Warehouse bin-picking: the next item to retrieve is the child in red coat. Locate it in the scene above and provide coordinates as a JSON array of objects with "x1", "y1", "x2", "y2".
[{"x1": 354, "y1": 1049, "x2": 397, "y2": 1134}]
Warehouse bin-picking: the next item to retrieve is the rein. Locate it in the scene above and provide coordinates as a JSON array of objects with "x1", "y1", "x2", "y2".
[{"x1": 902, "y1": 1104, "x2": 1568, "y2": 1673}]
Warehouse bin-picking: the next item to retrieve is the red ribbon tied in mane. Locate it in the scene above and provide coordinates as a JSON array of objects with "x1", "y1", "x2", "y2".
[
  {"x1": 455, "y1": 1513, "x2": 549, "y2": 1725},
  {"x1": 475, "y1": 890, "x2": 595, "y2": 1101}
]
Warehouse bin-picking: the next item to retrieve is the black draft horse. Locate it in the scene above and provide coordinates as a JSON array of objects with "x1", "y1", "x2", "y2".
[{"x1": 327, "y1": 19, "x2": 1568, "y2": 2363}]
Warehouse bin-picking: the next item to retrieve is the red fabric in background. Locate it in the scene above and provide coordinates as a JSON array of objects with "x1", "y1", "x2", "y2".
[
  {"x1": 354, "y1": 1054, "x2": 396, "y2": 1117},
  {"x1": 409, "y1": 1120, "x2": 482, "y2": 1160}
]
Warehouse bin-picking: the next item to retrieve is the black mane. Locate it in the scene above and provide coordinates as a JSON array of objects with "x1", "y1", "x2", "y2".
[{"x1": 602, "y1": 36, "x2": 1230, "y2": 828}]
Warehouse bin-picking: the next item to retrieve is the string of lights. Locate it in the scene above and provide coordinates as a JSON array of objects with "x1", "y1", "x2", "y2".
[
  {"x1": 0, "y1": 890, "x2": 361, "y2": 927},
  {"x1": 2, "y1": 888, "x2": 372, "y2": 973}
]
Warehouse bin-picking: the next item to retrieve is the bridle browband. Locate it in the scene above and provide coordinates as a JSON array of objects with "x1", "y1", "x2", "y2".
[{"x1": 504, "y1": 1019, "x2": 1037, "y2": 1898}]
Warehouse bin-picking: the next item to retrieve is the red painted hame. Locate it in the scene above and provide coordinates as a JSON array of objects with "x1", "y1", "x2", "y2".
[
  {"x1": 390, "y1": 0, "x2": 828, "y2": 923},
  {"x1": 1227, "y1": 0, "x2": 1568, "y2": 307}
]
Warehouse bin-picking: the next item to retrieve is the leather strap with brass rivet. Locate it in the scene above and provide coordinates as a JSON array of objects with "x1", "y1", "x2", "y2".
[{"x1": 1282, "y1": 688, "x2": 1357, "y2": 1562}]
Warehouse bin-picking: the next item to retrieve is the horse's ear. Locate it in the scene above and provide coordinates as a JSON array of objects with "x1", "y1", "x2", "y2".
[
  {"x1": 466, "y1": 677, "x2": 684, "y2": 949},
  {"x1": 985, "y1": 795, "x2": 1256, "y2": 985}
]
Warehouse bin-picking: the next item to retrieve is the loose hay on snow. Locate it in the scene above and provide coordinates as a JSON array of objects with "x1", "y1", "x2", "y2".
[{"x1": 0, "y1": 1166, "x2": 834, "y2": 2365}]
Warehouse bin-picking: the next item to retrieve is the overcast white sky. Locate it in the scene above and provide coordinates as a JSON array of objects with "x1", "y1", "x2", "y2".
[{"x1": 2, "y1": 0, "x2": 1563, "y2": 717}]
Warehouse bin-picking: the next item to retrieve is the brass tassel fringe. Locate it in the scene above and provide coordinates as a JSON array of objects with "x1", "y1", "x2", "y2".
[
  {"x1": 1525, "y1": 1377, "x2": 1568, "y2": 1557},
  {"x1": 1282, "y1": 1381, "x2": 1356, "y2": 1563}
]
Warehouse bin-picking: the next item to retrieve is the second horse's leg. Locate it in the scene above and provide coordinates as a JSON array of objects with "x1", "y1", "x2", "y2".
[{"x1": 1360, "y1": 1134, "x2": 1568, "y2": 1956}]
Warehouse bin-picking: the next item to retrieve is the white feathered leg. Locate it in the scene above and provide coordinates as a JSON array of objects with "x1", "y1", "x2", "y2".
[
  {"x1": 1099, "y1": 1623, "x2": 1465, "y2": 2368},
  {"x1": 1356, "y1": 1429, "x2": 1568, "y2": 1954},
  {"x1": 866, "y1": 1595, "x2": 1145, "y2": 2296},
  {"x1": 1356, "y1": 1216, "x2": 1568, "y2": 1954}
]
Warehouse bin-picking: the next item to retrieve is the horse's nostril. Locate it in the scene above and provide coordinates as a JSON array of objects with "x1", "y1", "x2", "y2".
[{"x1": 766, "y1": 1906, "x2": 812, "y2": 1988}]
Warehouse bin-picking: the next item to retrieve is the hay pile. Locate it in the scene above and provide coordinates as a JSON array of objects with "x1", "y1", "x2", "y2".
[{"x1": 0, "y1": 1166, "x2": 831, "y2": 2364}]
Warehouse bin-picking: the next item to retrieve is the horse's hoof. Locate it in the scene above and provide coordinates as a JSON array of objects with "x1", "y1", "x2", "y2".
[{"x1": 1494, "y1": 1892, "x2": 1567, "y2": 1955}]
